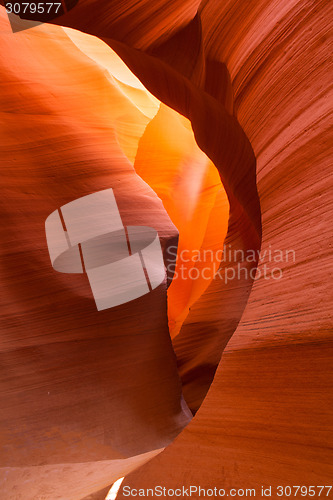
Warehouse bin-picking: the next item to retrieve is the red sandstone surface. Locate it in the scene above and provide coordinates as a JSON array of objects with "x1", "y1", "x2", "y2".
[{"x1": 0, "y1": 0, "x2": 332, "y2": 498}]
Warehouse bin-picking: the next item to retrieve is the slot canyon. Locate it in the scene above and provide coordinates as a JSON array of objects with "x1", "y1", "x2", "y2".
[{"x1": 0, "y1": 1, "x2": 332, "y2": 499}]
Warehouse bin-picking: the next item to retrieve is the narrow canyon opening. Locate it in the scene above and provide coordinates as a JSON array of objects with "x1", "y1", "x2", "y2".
[{"x1": 64, "y1": 25, "x2": 262, "y2": 417}]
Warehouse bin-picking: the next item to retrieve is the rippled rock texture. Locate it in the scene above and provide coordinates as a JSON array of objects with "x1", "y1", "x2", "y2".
[{"x1": 0, "y1": 0, "x2": 332, "y2": 498}]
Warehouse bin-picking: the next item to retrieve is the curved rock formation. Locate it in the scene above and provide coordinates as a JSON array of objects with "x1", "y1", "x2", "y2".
[
  {"x1": 116, "y1": 0, "x2": 333, "y2": 495},
  {"x1": 0, "y1": 0, "x2": 332, "y2": 498},
  {"x1": 0, "y1": 12, "x2": 195, "y2": 497}
]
